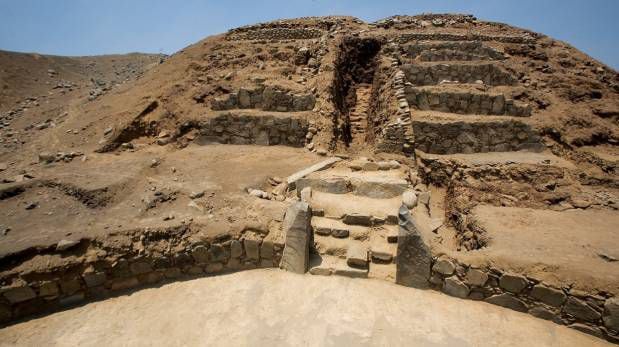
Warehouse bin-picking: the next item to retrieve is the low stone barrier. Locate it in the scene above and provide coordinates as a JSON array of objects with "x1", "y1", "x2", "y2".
[
  {"x1": 227, "y1": 28, "x2": 323, "y2": 41},
  {"x1": 405, "y1": 87, "x2": 531, "y2": 117},
  {"x1": 398, "y1": 33, "x2": 536, "y2": 44},
  {"x1": 402, "y1": 63, "x2": 516, "y2": 86},
  {"x1": 412, "y1": 119, "x2": 542, "y2": 154},
  {"x1": 0, "y1": 225, "x2": 283, "y2": 325},
  {"x1": 211, "y1": 86, "x2": 315, "y2": 112},
  {"x1": 198, "y1": 113, "x2": 308, "y2": 147}
]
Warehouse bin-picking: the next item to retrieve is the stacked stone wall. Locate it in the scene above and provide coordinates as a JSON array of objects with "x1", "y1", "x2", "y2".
[
  {"x1": 427, "y1": 255, "x2": 619, "y2": 342},
  {"x1": 198, "y1": 113, "x2": 308, "y2": 147},
  {"x1": 398, "y1": 33, "x2": 536, "y2": 44},
  {"x1": 405, "y1": 87, "x2": 531, "y2": 116},
  {"x1": 227, "y1": 28, "x2": 323, "y2": 41},
  {"x1": 405, "y1": 41, "x2": 506, "y2": 61},
  {"x1": 0, "y1": 226, "x2": 283, "y2": 325},
  {"x1": 402, "y1": 63, "x2": 516, "y2": 86},
  {"x1": 412, "y1": 119, "x2": 542, "y2": 154},
  {"x1": 211, "y1": 86, "x2": 315, "y2": 112}
]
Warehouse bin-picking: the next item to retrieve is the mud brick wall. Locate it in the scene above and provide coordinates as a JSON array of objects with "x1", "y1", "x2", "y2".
[
  {"x1": 401, "y1": 63, "x2": 516, "y2": 86},
  {"x1": 404, "y1": 41, "x2": 506, "y2": 61},
  {"x1": 412, "y1": 119, "x2": 542, "y2": 154},
  {"x1": 211, "y1": 86, "x2": 316, "y2": 112},
  {"x1": 427, "y1": 255, "x2": 619, "y2": 342},
  {"x1": 199, "y1": 113, "x2": 308, "y2": 147},
  {"x1": 0, "y1": 227, "x2": 283, "y2": 325},
  {"x1": 405, "y1": 87, "x2": 532, "y2": 117}
]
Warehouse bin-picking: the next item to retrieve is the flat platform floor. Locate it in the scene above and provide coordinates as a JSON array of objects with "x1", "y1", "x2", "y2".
[
  {"x1": 0, "y1": 269, "x2": 609, "y2": 347},
  {"x1": 455, "y1": 205, "x2": 619, "y2": 294}
]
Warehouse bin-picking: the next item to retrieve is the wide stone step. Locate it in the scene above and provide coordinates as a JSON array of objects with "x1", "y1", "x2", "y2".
[
  {"x1": 401, "y1": 62, "x2": 516, "y2": 86},
  {"x1": 297, "y1": 169, "x2": 409, "y2": 199},
  {"x1": 412, "y1": 112, "x2": 542, "y2": 154},
  {"x1": 310, "y1": 192, "x2": 400, "y2": 223}
]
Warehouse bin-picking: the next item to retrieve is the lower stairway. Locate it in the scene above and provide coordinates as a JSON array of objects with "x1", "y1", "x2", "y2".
[
  {"x1": 349, "y1": 84, "x2": 372, "y2": 146},
  {"x1": 296, "y1": 158, "x2": 411, "y2": 282}
]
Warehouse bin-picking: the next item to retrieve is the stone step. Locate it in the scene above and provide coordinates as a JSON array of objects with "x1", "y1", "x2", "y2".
[
  {"x1": 309, "y1": 254, "x2": 368, "y2": 279},
  {"x1": 403, "y1": 41, "x2": 506, "y2": 62},
  {"x1": 297, "y1": 168, "x2": 409, "y2": 199},
  {"x1": 313, "y1": 234, "x2": 351, "y2": 258},
  {"x1": 405, "y1": 85, "x2": 531, "y2": 117},
  {"x1": 311, "y1": 217, "x2": 371, "y2": 240},
  {"x1": 310, "y1": 191, "x2": 400, "y2": 223},
  {"x1": 368, "y1": 263, "x2": 397, "y2": 282},
  {"x1": 369, "y1": 231, "x2": 397, "y2": 264},
  {"x1": 412, "y1": 111, "x2": 543, "y2": 155}
]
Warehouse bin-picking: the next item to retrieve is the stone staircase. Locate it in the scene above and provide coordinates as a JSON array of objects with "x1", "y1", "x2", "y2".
[
  {"x1": 296, "y1": 158, "x2": 410, "y2": 282},
  {"x1": 349, "y1": 84, "x2": 372, "y2": 145},
  {"x1": 401, "y1": 41, "x2": 540, "y2": 156}
]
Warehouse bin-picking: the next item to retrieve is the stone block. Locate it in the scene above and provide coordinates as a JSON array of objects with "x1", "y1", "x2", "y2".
[
  {"x1": 342, "y1": 213, "x2": 373, "y2": 226},
  {"x1": 59, "y1": 292, "x2": 85, "y2": 307},
  {"x1": 82, "y1": 272, "x2": 107, "y2": 288},
  {"x1": 346, "y1": 243, "x2": 368, "y2": 269},
  {"x1": 191, "y1": 245, "x2": 210, "y2": 264},
  {"x1": 568, "y1": 323, "x2": 604, "y2": 339},
  {"x1": 432, "y1": 257, "x2": 455, "y2": 275},
  {"x1": 0, "y1": 303, "x2": 11, "y2": 322},
  {"x1": 59, "y1": 279, "x2": 82, "y2": 295},
  {"x1": 563, "y1": 297, "x2": 601, "y2": 322},
  {"x1": 396, "y1": 205, "x2": 432, "y2": 289},
  {"x1": 485, "y1": 293, "x2": 528, "y2": 312},
  {"x1": 260, "y1": 240, "x2": 274, "y2": 260},
  {"x1": 208, "y1": 244, "x2": 228, "y2": 263},
  {"x1": 243, "y1": 239, "x2": 261, "y2": 260},
  {"x1": 443, "y1": 276, "x2": 470, "y2": 298},
  {"x1": 163, "y1": 267, "x2": 182, "y2": 279},
  {"x1": 130, "y1": 261, "x2": 153, "y2": 275},
  {"x1": 110, "y1": 277, "x2": 139, "y2": 291},
  {"x1": 205, "y1": 263, "x2": 223, "y2": 273},
  {"x1": 280, "y1": 202, "x2": 312, "y2": 274},
  {"x1": 2, "y1": 286, "x2": 36, "y2": 304},
  {"x1": 529, "y1": 306, "x2": 560, "y2": 322},
  {"x1": 529, "y1": 285, "x2": 566, "y2": 307},
  {"x1": 230, "y1": 240, "x2": 243, "y2": 258},
  {"x1": 499, "y1": 273, "x2": 528, "y2": 293},
  {"x1": 39, "y1": 281, "x2": 59, "y2": 297},
  {"x1": 604, "y1": 297, "x2": 619, "y2": 332},
  {"x1": 465, "y1": 268, "x2": 488, "y2": 287}
]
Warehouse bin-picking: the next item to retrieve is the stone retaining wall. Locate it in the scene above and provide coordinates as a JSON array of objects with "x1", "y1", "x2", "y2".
[
  {"x1": 404, "y1": 41, "x2": 506, "y2": 61},
  {"x1": 0, "y1": 226, "x2": 283, "y2": 325},
  {"x1": 405, "y1": 87, "x2": 532, "y2": 116},
  {"x1": 227, "y1": 28, "x2": 323, "y2": 41},
  {"x1": 198, "y1": 113, "x2": 309, "y2": 147},
  {"x1": 427, "y1": 255, "x2": 619, "y2": 342},
  {"x1": 212, "y1": 86, "x2": 316, "y2": 112},
  {"x1": 412, "y1": 119, "x2": 542, "y2": 154},
  {"x1": 402, "y1": 63, "x2": 516, "y2": 86},
  {"x1": 398, "y1": 33, "x2": 536, "y2": 44},
  {"x1": 375, "y1": 66, "x2": 415, "y2": 155}
]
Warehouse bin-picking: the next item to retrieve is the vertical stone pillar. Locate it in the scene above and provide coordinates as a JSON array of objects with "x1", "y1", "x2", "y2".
[
  {"x1": 396, "y1": 204, "x2": 432, "y2": 288},
  {"x1": 280, "y1": 202, "x2": 312, "y2": 274}
]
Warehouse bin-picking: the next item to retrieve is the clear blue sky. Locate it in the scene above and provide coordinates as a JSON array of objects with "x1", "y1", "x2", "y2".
[{"x1": 1, "y1": 0, "x2": 618, "y2": 69}]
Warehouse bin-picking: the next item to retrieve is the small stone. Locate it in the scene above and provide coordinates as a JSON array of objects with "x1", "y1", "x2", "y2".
[
  {"x1": 129, "y1": 261, "x2": 152, "y2": 275},
  {"x1": 464, "y1": 268, "x2": 488, "y2": 287},
  {"x1": 342, "y1": 213, "x2": 373, "y2": 226},
  {"x1": 24, "y1": 202, "x2": 38, "y2": 210},
  {"x1": 189, "y1": 191, "x2": 205, "y2": 199},
  {"x1": 82, "y1": 272, "x2": 106, "y2": 288},
  {"x1": 499, "y1": 273, "x2": 529, "y2": 293},
  {"x1": 191, "y1": 245, "x2": 209, "y2": 264},
  {"x1": 569, "y1": 323, "x2": 604, "y2": 339},
  {"x1": 56, "y1": 239, "x2": 79, "y2": 251},
  {"x1": 432, "y1": 257, "x2": 455, "y2": 275},
  {"x1": 361, "y1": 161, "x2": 379, "y2": 171},
  {"x1": 205, "y1": 263, "x2": 223, "y2": 273},
  {"x1": 39, "y1": 281, "x2": 59, "y2": 297},
  {"x1": 230, "y1": 240, "x2": 243, "y2": 258},
  {"x1": 529, "y1": 306, "x2": 559, "y2": 321},
  {"x1": 443, "y1": 276, "x2": 470, "y2": 298}
]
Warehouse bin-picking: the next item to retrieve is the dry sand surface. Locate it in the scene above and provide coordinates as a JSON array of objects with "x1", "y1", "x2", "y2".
[{"x1": 0, "y1": 269, "x2": 610, "y2": 347}]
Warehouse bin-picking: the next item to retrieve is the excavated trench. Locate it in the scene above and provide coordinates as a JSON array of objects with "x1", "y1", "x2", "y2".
[{"x1": 331, "y1": 37, "x2": 381, "y2": 148}]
